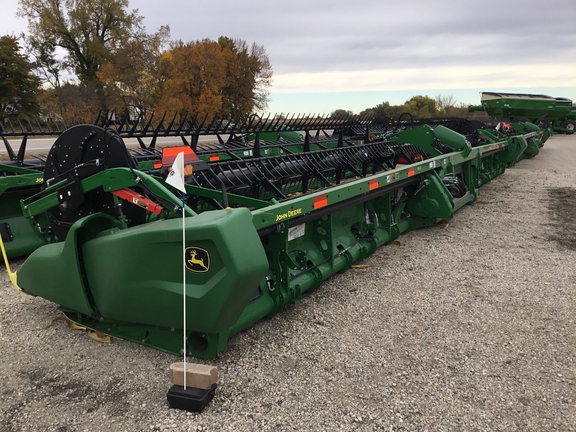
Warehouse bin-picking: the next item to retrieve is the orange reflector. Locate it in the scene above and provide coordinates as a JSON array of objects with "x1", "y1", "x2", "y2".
[
  {"x1": 369, "y1": 179, "x2": 379, "y2": 190},
  {"x1": 167, "y1": 164, "x2": 194, "y2": 177},
  {"x1": 209, "y1": 154, "x2": 220, "y2": 162},
  {"x1": 314, "y1": 194, "x2": 328, "y2": 209},
  {"x1": 112, "y1": 188, "x2": 163, "y2": 215},
  {"x1": 153, "y1": 160, "x2": 162, "y2": 169},
  {"x1": 161, "y1": 146, "x2": 199, "y2": 165},
  {"x1": 407, "y1": 168, "x2": 415, "y2": 177}
]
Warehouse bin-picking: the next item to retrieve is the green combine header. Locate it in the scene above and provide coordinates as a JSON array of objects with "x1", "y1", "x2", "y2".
[{"x1": 1, "y1": 113, "x2": 549, "y2": 358}]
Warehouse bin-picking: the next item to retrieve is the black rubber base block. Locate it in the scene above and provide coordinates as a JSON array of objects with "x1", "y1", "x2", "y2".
[{"x1": 166, "y1": 383, "x2": 217, "y2": 413}]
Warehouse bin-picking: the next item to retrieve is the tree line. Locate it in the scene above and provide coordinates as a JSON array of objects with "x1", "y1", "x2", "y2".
[
  {"x1": 2, "y1": 0, "x2": 485, "y2": 124},
  {"x1": 1, "y1": 0, "x2": 272, "y2": 122},
  {"x1": 332, "y1": 95, "x2": 487, "y2": 121}
]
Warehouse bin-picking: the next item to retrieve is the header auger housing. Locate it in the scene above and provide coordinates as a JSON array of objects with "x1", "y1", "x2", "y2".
[{"x1": 1, "y1": 112, "x2": 549, "y2": 358}]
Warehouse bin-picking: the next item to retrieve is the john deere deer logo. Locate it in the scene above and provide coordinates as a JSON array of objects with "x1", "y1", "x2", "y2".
[{"x1": 185, "y1": 247, "x2": 210, "y2": 273}]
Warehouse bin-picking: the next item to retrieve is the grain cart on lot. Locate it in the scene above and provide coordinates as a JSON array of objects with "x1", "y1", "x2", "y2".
[
  {"x1": 469, "y1": 91, "x2": 576, "y2": 136},
  {"x1": 0, "y1": 112, "x2": 548, "y2": 359}
]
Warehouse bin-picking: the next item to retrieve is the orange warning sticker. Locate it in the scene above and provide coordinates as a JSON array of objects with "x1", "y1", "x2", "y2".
[{"x1": 313, "y1": 194, "x2": 328, "y2": 209}]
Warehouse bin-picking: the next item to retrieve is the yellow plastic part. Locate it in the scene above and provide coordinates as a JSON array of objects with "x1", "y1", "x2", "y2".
[{"x1": 0, "y1": 234, "x2": 23, "y2": 292}]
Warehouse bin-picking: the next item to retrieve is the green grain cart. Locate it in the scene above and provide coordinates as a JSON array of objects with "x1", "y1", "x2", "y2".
[{"x1": 469, "y1": 92, "x2": 575, "y2": 134}]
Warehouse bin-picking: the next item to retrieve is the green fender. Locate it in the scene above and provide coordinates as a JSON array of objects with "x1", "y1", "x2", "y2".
[
  {"x1": 82, "y1": 208, "x2": 269, "y2": 334},
  {"x1": 17, "y1": 213, "x2": 121, "y2": 316}
]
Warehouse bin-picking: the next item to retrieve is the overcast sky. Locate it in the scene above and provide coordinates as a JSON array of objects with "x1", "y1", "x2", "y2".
[{"x1": 5, "y1": 0, "x2": 576, "y2": 114}]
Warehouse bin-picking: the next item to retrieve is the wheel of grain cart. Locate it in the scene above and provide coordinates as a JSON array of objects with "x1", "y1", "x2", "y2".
[
  {"x1": 43, "y1": 124, "x2": 142, "y2": 241},
  {"x1": 562, "y1": 119, "x2": 575, "y2": 134},
  {"x1": 537, "y1": 117, "x2": 550, "y2": 129}
]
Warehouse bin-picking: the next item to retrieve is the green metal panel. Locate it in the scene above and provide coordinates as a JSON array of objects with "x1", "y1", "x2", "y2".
[
  {"x1": 480, "y1": 92, "x2": 555, "y2": 118},
  {"x1": 0, "y1": 168, "x2": 51, "y2": 258},
  {"x1": 432, "y1": 125, "x2": 470, "y2": 155},
  {"x1": 406, "y1": 171, "x2": 454, "y2": 219},
  {"x1": 16, "y1": 213, "x2": 122, "y2": 315},
  {"x1": 0, "y1": 188, "x2": 47, "y2": 257},
  {"x1": 388, "y1": 125, "x2": 440, "y2": 156},
  {"x1": 81, "y1": 208, "x2": 268, "y2": 334}
]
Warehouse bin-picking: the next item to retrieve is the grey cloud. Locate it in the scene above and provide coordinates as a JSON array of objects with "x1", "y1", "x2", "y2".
[
  {"x1": 137, "y1": 0, "x2": 576, "y2": 77},
  {"x1": 7, "y1": 0, "x2": 576, "y2": 78}
]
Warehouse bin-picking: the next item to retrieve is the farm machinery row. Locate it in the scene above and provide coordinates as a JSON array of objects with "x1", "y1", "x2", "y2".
[
  {"x1": 469, "y1": 91, "x2": 576, "y2": 135},
  {"x1": 1, "y1": 111, "x2": 548, "y2": 358}
]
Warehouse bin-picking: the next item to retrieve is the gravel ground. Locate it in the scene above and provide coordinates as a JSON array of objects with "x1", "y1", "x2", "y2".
[{"x1": 1, "y1": 135, "x2": 575, "y2": 432}]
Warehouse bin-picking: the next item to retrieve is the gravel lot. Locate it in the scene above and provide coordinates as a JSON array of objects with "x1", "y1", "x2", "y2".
[{"x1": 1, "y1": 134, "x2": 575, "y2": 432}]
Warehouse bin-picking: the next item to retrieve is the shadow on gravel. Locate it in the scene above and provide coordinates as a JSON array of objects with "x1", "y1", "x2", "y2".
[
  {"x1": 1, "y1": 367, "x2": 131, "y2": 432},
  {"x1": 547, "y1": 187, "x2": 576, "y2": 250}
]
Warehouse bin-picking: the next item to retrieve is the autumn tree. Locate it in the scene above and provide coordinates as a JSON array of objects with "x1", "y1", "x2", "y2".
[
  {"x1": 218, "y1": 36, "x2": 273, "y2": 119},
  {"x1": 435, "y1": 94, "x2": 456, "y2": 115},
  {"x1": 361, "y1": 96, "x2": 446, "y2": 120},
  {"x1": 98, "y1": 26, "x2": 170, "y2": 114},
  {"x1": 435, "y1": 95, "x2": 484, "y2": 118},
  {"x1": 360, "y1": 102, "x2": 387, "y2": 118},
  {"x1": 18, "y1": 0, "x2": 152, "y2": 107},
  {"x1": 155, "y1": 39, "x2": 227, "y2": 120},
  {"x1": 0, "y1": 36, "x2": 41, "y2": 117},
  {"x1": 330, "y1": 109, "x2": 354, "y2": 118},
  {"x1": 153, "y1": 37, "x2": 272, "y2": 120},
  {"x1": 25, "y1": 37, "x2": 62, "y2": 88},
  {"x1": 403, "y1": 95, "x2": 441, "y2": 118},
  {"x1": 360, "y1": 102, "x2": 404, "y2": 120},
  {"x1": 40, "y1": 82, "x2": 101, "y2": 122}
]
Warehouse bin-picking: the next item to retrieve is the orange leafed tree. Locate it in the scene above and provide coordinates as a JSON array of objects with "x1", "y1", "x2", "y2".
[
  {"x1": 153, "y1": 36, "x2": 273, "y2": 121},
  {"x1": 97, "y1": 26, "x2": 170, "y2": 114},
  {"x1": 218, "y1": 37, "x2": 273, "y2": 120},
  {"x1": 98, "y1": 34, "x2": 273, "y2": 120},
  {"x1": 154, "y1": 39, "x2": 226, "y2": 121}
]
